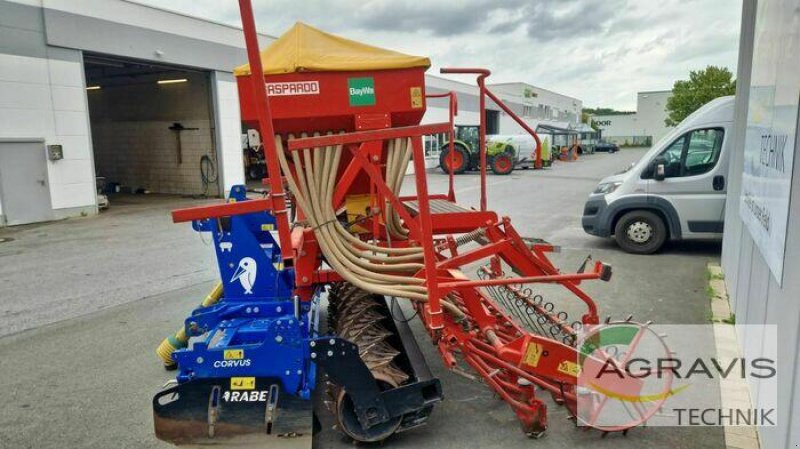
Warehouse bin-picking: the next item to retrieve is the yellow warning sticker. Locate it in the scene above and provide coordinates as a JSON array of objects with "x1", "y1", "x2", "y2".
[
  {"x1": 224, "y1": 349, "x2": 244, "y2": 360},
  {"x1": 261, "y1": 223, "x2": 275, "y2": 231},
  {"x1": 410, "y1": 86, "x2": 423, "y2": 109},
  {"x1": 230, "y1": 377, "x2": 256, "y2": 390},
  {"x1": 523, "y1": 342, "x2": 544, "y2": 368},
  {"x1": 557, "y1": 360, "x2": 581, "y2": 377}
]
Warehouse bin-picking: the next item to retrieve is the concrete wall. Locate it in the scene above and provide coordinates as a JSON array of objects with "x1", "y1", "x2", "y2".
[
  {"x1": 211, "y1": 71, "x2": 245, "y2": 195},
  {"x1": 40, "y1": 0, "x2": 273, "y2": 72},
  {"x1": 721, "y1": 1, "x2": 800, "y2": 448},
  {"x1": 489, "y1": 82, "x2": 582, "y2": 125},
  {"x1": 0, "y1": 0, "x2": 96, "y2": 221},
  {"x1": 636, "y1": 90, "x2": 672, "y2": 143},
  {"x1": 590, "y1": 113, "x2": 643, "y2": 144},
  {"x1": 87, "y1": 70, "x2": 218, "y2": 195},
  {"x1": 591, "y1": 90, "x2": 672, "y2": 145},
  {"x1": 0, "y1": 0, "x2": 264, "y2": 224}
]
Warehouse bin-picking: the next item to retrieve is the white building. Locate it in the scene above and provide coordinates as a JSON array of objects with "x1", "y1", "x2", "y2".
[
  {"x1": 590, "y1": 90, "x2": 672, "y2": 146},
  {"x1": 488, "y1": 82, "x2": 582, "y2": 125},
  {"x1": 0, "y1": 0, "x2": 275, "y2": 226},
  {"x1": 422, "y1": 77, "x2": 582, "y2": 160},
  {"x1": 0, "y1": 0, "x2": 583, "y2": 226},
  {"x1": 721, "y1": 1, "x2": 800, "y2": 447}
]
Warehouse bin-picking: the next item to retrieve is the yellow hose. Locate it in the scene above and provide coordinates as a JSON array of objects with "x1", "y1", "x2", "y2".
[{"x1": 156, "y1": 282, "x2": 224, "y2": 367}]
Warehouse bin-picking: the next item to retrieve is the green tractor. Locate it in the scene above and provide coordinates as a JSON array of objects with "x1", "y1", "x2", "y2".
[{"x1": 439, "y1": 125, "x2": 517, "y2": 175}]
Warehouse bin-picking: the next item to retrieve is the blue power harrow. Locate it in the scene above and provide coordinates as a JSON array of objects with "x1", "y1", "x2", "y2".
[{"x1": 153, "y1": 186, "x2": 442, "y2": 446}]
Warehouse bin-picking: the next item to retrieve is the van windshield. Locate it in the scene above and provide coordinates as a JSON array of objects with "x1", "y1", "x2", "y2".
[
  {"x1": 650, "y1": 99, "x2": 727, "y2": 152},
  {"x1": 650, "y1": 124, "x2": 684, "y2": 154}
]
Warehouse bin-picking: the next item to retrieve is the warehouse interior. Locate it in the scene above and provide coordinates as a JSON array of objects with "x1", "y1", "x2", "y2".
[{"x1": 84, "y1": 54, "x2": 221, "y2": 198}]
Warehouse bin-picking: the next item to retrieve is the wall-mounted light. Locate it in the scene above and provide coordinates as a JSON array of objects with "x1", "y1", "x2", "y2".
[
  {"x1": 157, "y1": 78, "x2": 188, "y2": 85},
  {"x1": 86, "y1": 85, "x2": 101, "y2": 90}
]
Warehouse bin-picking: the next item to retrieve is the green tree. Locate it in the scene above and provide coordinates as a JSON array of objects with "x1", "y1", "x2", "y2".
[{"x1": 665, "y1": 66, "x2": 736, "y2": 126}]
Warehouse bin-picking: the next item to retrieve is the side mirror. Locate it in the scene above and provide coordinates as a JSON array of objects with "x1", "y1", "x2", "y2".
[{"x1": 652, "y1": 157, "x2": 666, "y2": 181}]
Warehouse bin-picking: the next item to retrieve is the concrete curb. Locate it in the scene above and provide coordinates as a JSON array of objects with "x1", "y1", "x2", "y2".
[{"x1": 707, "y1": 262, "x2": 760, "y2": 449}]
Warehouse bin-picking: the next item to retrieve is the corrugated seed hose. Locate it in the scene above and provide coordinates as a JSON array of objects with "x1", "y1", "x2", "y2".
[
  {"x1": 157, "y1": 134, "x2": 464, "y2": 366},
  {"x1": 276, "y1": 134, "x2": 430, "y2": 300},
  {"x1": 156, "y1": 282, "x2": 224, "y2": 367},
  {"x1": 276, "y1": 134, "x2": 464, "y2": 318}
]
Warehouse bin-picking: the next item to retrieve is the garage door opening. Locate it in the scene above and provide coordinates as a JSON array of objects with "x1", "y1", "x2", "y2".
[{"x1": 84, "y1": 54, "x2": 220, "y2": 202}]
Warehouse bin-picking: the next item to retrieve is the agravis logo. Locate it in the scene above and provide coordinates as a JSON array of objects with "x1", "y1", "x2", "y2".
[{"x1": 576, "y1": 323, "x2": 777, "y2": 428}]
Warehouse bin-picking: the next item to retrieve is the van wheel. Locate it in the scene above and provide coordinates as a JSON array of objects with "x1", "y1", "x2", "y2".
[{"x1": 614, "y1": 210, "x2": 667, "y2": 254}]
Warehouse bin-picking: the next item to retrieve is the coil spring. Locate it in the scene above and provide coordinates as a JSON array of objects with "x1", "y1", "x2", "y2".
[
  {"x1": 478, "y1": 267, "x2": 581, "y2": 346},
  {"x1": 454, "y1": 227, "x2": 486, "y2": 247}
]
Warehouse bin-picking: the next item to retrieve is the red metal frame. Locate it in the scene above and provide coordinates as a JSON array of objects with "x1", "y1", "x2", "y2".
[
  {"x1": 283, "y1": 127, "x2": 622, "y2": 433},
  {"x1": 424, "y1": 91, "x2": 458, "y2": 202},
  {"x1": 440, "y1": 68, "x2": 545, "y2": 212},
  {"x1": 237, "y1": 0, "x2": 294, "y2": 265},
  {"x1": 171, "y1": 2, "x2": 661, "y2": 436}
]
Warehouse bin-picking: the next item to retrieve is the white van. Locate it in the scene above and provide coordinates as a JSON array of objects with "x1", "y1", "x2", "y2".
[{"x1": 582, "y1": 96, "x2": 734, "y2": 254}]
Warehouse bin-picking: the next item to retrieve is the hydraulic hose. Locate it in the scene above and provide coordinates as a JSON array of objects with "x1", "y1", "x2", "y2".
[{"x1": 156, "y1": 282, "x2": 223, "y2": 367}]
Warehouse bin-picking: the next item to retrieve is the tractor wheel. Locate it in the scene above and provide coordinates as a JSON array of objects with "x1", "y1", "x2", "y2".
[
  {"x1": 439, "y1": 144, "x2": 470, "y2": 174},
  {"x1": 490, "y1": 153, "x2": 514, "y2": 175}
]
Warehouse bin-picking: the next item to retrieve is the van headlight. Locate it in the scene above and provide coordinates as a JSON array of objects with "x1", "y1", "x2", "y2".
[{"x1": 593, "y1": 181, "x2": 622, "y2": 195}]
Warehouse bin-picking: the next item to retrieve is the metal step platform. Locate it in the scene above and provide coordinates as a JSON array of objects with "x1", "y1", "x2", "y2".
[{"x1": 403, "y1": 199, "x2": 497, "y2": 234}]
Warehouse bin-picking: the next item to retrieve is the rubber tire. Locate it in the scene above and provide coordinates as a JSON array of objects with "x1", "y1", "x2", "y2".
[
  {"x1": 490, "y1": 152, "x2": 514, "y2": 175},
  {"x1": 439, "y1": 144, "x2": 470, "y2": 174},
  {"x1": 614, "y1": 210, "x2": 667, "y2": 254},
  {"x1": 247, "y1": 164, "x2": 266, "y2": 181},
  {"x1": 336, "y1": 380, "x2": 402, "y2": 443}
]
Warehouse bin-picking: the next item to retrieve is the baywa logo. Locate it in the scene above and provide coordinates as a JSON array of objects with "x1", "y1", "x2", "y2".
[
  {"x1": 348, "y1": 77, "x2": 376, "y2": 106},
  {"x1": 575, "y1": 323, "x2": 777, "y2": 428}
]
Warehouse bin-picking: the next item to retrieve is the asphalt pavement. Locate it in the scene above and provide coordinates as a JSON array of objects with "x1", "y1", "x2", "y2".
[{"x1": 0, "y1": 149, "x2": 724, "y2": 449}]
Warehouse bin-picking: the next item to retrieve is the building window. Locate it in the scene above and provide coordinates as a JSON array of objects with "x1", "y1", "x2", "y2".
[{"x1": 523, "y1": 105, "x2": 533, "y2": 117}]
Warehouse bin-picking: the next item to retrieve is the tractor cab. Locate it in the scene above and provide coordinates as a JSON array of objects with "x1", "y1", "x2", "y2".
[{"x1": 455, "y1": 125, "x2": 480, "y2": 149}]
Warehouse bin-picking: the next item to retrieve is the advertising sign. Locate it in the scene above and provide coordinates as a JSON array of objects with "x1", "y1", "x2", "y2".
[
  {"x1": 739, "y1": 9, "x2": 800, "y2": 285},
  {"x1": 347, "y1": 77, "x2": 376, "y2": 106}
]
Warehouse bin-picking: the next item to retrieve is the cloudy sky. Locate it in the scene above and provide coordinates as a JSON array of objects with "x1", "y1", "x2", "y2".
[{"x1": 135, "y1": 0, "x2": 743, "y2": 110}]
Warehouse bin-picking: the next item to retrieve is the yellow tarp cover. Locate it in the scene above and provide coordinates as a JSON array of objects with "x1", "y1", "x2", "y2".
[{"x1": 233, "y1": 22, "x2": 430, "y2": 76}]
